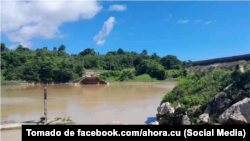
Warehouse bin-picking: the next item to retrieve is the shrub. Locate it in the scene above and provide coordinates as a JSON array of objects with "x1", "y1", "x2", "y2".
[
  {"x1": 118, "y1": 70, "x2": 134, "y2": 81},
  {"x1": 161, "y1": 69, "x2": 233, "y2": 108}
]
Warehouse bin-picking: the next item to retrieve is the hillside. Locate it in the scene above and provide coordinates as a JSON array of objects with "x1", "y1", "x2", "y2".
[
  {"x1": 0, "y1": 43, "x2": 190, "y2": 84},
  {"x1": 156, "y1": 64, "x2": 250, "y2": 125}
]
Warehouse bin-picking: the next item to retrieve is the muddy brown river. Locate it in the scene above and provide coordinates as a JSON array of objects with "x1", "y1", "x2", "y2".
[
  {"x1": 1, "y1": 82, "x2": 176, "y2": 140},
  {"x1": 0, "y1": 82, "x2": 176, "y2": 141}
]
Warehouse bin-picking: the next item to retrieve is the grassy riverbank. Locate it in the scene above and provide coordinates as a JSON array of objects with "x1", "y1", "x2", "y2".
[
  {"x1": 1, "y1": 68, "x2": 181, "y2": 85},
  {"x1": 160, "y1": 67, "x2": 250, "y2": 123},
  {"x1": 1, "y1": 80, "x2": 29, "y2": 85},
  {"x1": 1, "y1": 72, "x2": 28, "y2": 85},
  {"x1": 96, "y1": 71, "x2": 180, "y2": 82}
]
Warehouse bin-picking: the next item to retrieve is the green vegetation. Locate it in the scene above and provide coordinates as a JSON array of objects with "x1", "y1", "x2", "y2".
[
  {"x1": 98, "y1": 71, "x2": 154, "y2": 82},
  {"x1": 165, "y1": 70, "x2": 187, "y2": 78},
  {"x1": 1, "y1": 43, "x2": 191, "y2": 84},
  {"x1": 0, "y1": 70, "x2": 5, "y2": 82},
  {"x1": 161, "y1": 70, "x2": 232, "y2": 108},
  {"x1": 97, "y1": 69, "x2": 184, "y2": 82},
  {"x1": 133, "y1": 74, "x2": 156, "y2": 81},
  {"x1": 1, "y1": 80, "x2": 27, "y2": 85},
  {"x1": 160, "y1": 68, "x2": 250, "y2": 122}
]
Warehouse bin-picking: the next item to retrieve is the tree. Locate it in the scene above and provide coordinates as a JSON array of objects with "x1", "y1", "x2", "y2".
[
  {"x1": 75, "y1": 65, "x2": 84, "y2": 77},
  {"x1": 188, "y1": 60, "x2": 192, "y2": 64},
  {"x1": 141, "y1": 49, "x2": 148, "y2": 55},
  {"x1": 5, "y1": 46, "x2": 9, "y2": 51},
  {"x1": 58, "y1": 45, "x2": 66, "y2": 52},
  {"x1": 151, "y1": 52, "x2": 160, "y2": 62},
  {"x1": 4, "y1": 64, "x2": 18, "y2": 80},
  {"x1": 22, "y1": 63, "x2": 40, "y2": 82},
  {"x1": 135, "y1": 60, "x2": 151, "y2": 75},
  {"x1": 39, "y1": 60, "x2": 56, "y2": 82},
  {"x1": 15, "y1": 45, "x2": 29, "y2": 52},
  {"x1": 117, "y1": 48, "x2": 125, "y2": 54},
  {"x1": 53, "y1": 47, "x2": 57, "y2": 51},
  {"x1": 79, "y1": 48, "x2": 96, "y2": 56},
  {"x1": 135, "y1": 60, "x2": 165, "y2": 80},
  {"x1": 16, "y1": 45, "x2": 23, "y2": 51},
  {"x1": 160, "y1": 55, "x2": 182, "y2": 70},
  {"x1": 1, "y1": 41, "x2": 192, "y2": 83},
  {"x1": 106, "y1": 51, "x2": 118, "y2": 56},
  {"x1": 0, "y1": 43, "x2": 6, "y2": 52},
  {"x1": 133, "y1": 56, "x2": 143, "y2": 67},
  {"x1": 130, "y1": 51, "x2": 138, "y2": 56},
  {"x1": 1, "y1": 59, "x2": 6, "y2": 69},
  {"x1": 183, "y1": 61, "x2": 187, "y2": 66},
  {"x1": 43, "y1": 47, "x2": 48, "y2": 50},
  {"x1": 57, "y1": 68, "x2": 74, "y2": 82},
  {"x1": 133, "y1": 55, "x2": 150, "y2": 67},
  {"x1": 118, "y1": 70, "x2": 134, "y2": 81}
]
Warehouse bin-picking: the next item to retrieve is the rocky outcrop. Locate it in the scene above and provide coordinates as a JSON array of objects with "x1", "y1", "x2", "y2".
[
  {"x1": 156, "y1": 80, "x2": 250, "y2": 125},
  {"x1": 157, "y1": 102, "x2": 181, "y2": 125},
  {"x1": 157, "y1": 102, "x2": 197, "y2": 125},
  {"x1": 244, "y1": 81, "x2": 250, "y2": 89},
  {"x1": 231, "y1": 82, "x2": 250, "y2": 102},
  {"x1": 219, "y1": 98, "x2": 250, "y2": 125},
  {"x1": 197, "y1": 114, "x2": 210, "y2": 125},
  {"x1": 204, "y1": 92, "x2": 232, "y2": 115},
  {"x1": 187, "y1": 104, "x2": 201, "y2": 114},
  {"x1": 240, "y1": 65, "x2": 245, "y2": 73},
  {"x1": 157, "y1": 102, "x2": 175, "y2": 117},
  {"x1": 181, "y1": 115, "x2": 191, "y2": 125}
]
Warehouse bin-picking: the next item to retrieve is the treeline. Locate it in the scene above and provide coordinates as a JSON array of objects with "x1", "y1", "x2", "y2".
[{"x1": 1, "y1": 43, "x2": 192, "y2": 83}]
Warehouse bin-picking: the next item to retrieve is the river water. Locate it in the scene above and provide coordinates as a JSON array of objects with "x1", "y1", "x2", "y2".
[{"x1": 1, "y1": 82, "x2": 176, "y2": 140}]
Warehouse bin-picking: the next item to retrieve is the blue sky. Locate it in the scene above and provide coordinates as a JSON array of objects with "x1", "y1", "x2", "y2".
[{"x1": 1, "y1": 1, "x2": 250, "y2": 61}]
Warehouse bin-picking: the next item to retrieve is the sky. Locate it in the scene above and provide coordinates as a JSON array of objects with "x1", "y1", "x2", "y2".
[{"x1": 1, "y1": 0, "x2": 250, "y2": 61}]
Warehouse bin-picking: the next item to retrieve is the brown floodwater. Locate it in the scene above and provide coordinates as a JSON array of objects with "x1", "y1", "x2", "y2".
[{"x1": 1, "y1": 82, "x2": 176, "y2": 140}]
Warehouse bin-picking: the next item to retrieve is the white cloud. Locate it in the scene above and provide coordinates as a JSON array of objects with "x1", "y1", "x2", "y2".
[
  {"x1": 93, "y1": 17, "x2": 116, "y2": 45},
  {"x1": 177, "y1": 20, "x2": 189, "y2": 24},
  {"x1": 205, "y1": 21, "x2": 212, "y2": 24},
  {"x1": 96, "y1": 40, "x2": 105, "y2": 45},
  {"x1": 109, "y1": 4, "x2": 126, "y2": 11},
  {"x1": 194, "y1": 20, "x2": 202, "y2": 23},
  {"x1": 1, "y1": 0, "x2": 103, "y2": 48}
]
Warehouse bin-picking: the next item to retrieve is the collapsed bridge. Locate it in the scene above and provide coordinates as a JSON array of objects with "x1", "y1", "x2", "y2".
[{"x1": 73, "y1": 76, "x2": 108, "y2": 85}]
